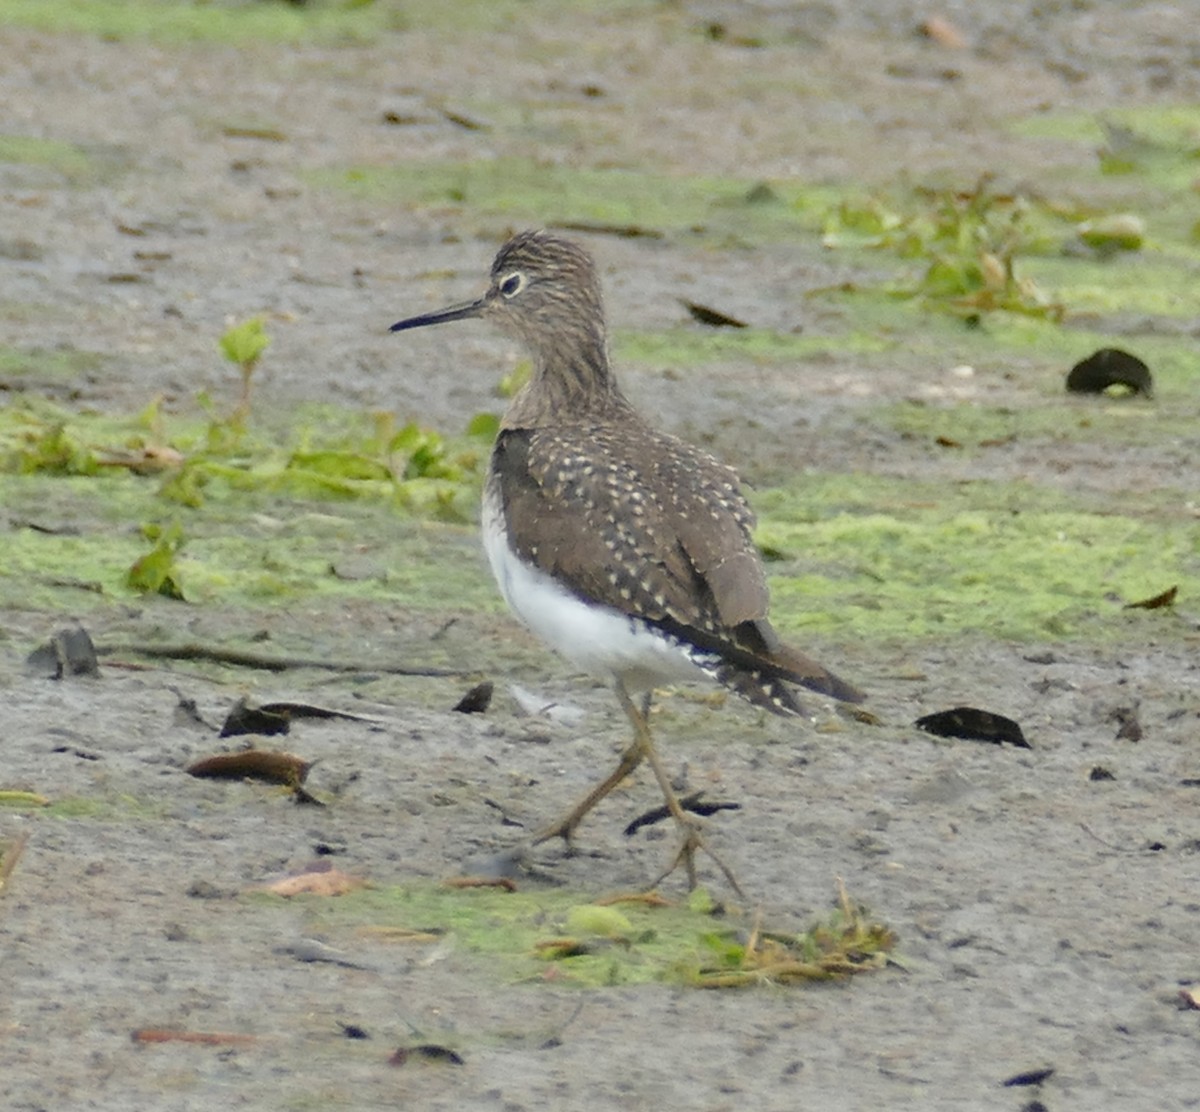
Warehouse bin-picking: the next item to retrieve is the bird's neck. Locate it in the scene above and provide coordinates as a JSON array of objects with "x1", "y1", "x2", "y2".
[{"x1": 502, "y1": 336, "x2": 630, "y2": 429}]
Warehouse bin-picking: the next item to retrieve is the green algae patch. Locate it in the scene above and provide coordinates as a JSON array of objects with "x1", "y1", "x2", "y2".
[
  {"x1": 0, "y1": 0, "x2": 403, "y2": 45},
  {"x1": 0, "y1": 0, "x2": 660, "y2": 44},
  {"x1": 0, "y1": 345, "x2": 106, "y2": 380},
  {"x1": 0, "y1": 475, "x2": 500, "y2": 617},
  {"x1": 0, "y1": 135, "x2": 122, "y2": 186},
  {"x1": 811, "y1": 276, "x2": 1200, "y2": 403},
  {"x1": 44, "y1": 793, "x2": 166, "y2": 822},
  {"x1": 876, "y1": 394, "x2": 1199, "y2": 451},
  {"x1": 1008, "y1": 107, "x2": 1200, "y2": 245},
  {"x1": 307, "y1": 159, "x2": 834, "y2": 244},
  {"x1": 0, "y1": 396, "x2": 498, "y2": 616},
  {"x1": 755, "y1": 475, "x2": 1199, "y2": 644},
  {"x1": 1020, "y1": 254, "x2": 1200, "y2": 319},
  {"x1": 1010, "y1": 105, "x2": 1200, "y2": 161},
  {"x1": 616, "y1": 326, "x2": 892, "y2": 368},
  {"x1": 4, "y1": 385, "x2": 1194, "y2": 647},
  {"x1": 282, "y1": 881, "x2": 893, "y2": 989}
]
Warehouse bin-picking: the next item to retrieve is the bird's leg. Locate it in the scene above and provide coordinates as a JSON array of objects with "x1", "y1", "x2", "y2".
[
  {"x1": 530, "y1": 683, "x2": 661, "y2": 849},
  {"x1": 612, "y1": 681, "x2": 743, "y2": 897},
  {"x1": 531, "y1": 738, "x2": 645, "y2": 849}
]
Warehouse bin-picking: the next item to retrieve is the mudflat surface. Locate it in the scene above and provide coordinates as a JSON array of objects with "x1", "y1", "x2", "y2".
[{"x1": 2, "y1": 4, "x2": 1199, "y2": 1110}]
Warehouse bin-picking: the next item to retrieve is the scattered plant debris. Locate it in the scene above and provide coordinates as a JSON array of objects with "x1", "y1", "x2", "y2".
[
  {"x1": 0, "y1": 832, "x2": 29, "y2": 893},
  {"x1": 95, "y1": 443, "x2": 184, "y2": 475},
  {"x1": 1001, "y1": 1066, "x2": 1056, "y2": 1088},
  {"x1": 1109, "y1": 705, "x2": 1143, "y2": 742},
  {"x1": 681, "y1": 300, "x2": 749, "y2": 328},
  {"x1": 216, "y1": 695, "x2": 376, "y2": 739},
  {"x1": 594, "y1": 890, "x2": 673, "y2": 909},
  {"x1": 534, "y1": 937, "x2": 599, "y2": 959},
  {"x1": 131, "y1": 1029, "x2": 258, "y2": 1047},
  {"x1": 624, "y1": 791, "x2": 742, "y2": 836},
  {"x1": 1124, "y1": 584, "x2": 1176, "y2": 610},
  {"x1": 915, "y1": 706, "x2": 1029, "y2": 747},
  {"x1": 274, "y1": 938, "x2": 373, "y2": 969},
  {"x1": 186, "y1": 749, "x2": 313, "y2": 785},
  {"x1": 435, "y1": 104, "x2": 490, "y2": 131},
  {"x1": 388, "y1": 1044, "x2": 464, "y2": 1067},
  {"x1": 285, "y1": 879, "x2": 894, "y2": 990},
  {"x1": 358, "y1": 927, "x2": 446, "y2": 944},
  {"x1": 0, "y1": 792, "x2": 50, "y2": 809},
  {"x1": 291, "y1": 784, "x2": 325, "y2": 807},
  {"x1": 821, "y1": 176, "x2": 1066, "y2": 320},
  {"x1": 98, "y1": 640, "x2": 465, "y2": 677},
  {"x1": 50, "y1": 744, "x2": 101, "y2": 761},
  {"x1": 919, "y1": 15, "x2": 967, "y2": 49},
  {"x1": 452, "y1": 681, "x2": 494, "y2": 713},
  {"x1": 1066, "y1": 348, "x2": 1153, "y2": 397},
  {"x1": 261, "y1": 700, "x2": 375, "y2": 724},
  {"x1": 555, "y1": 220, "x2": 664, "y2": 239},
  {"x1": 443, "y1": 876, "x2": 518, "y2": 892},
  {"x1": 222, "y1": 124, "x2": 287, "y2": 142},
  {"x1": 220, "y1": 698, "x2": 291, "y2": 738},
  {"x1": 257, "y1": 863, "x2": 370, "y2": 898},
  {"x1": 692, "y1": 882, "x2": 896, "y2": 988},
  {"x1": 25, "y1": 626, "x2": 99, "y2": 679}
]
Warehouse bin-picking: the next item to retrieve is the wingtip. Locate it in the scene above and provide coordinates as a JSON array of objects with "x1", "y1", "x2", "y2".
[
  {"x1": 771, "y1": 643, "x2": 866, "y2": 705},
  {"x1": 825, "y1": 672, "x2": 867, "y2": 705}
]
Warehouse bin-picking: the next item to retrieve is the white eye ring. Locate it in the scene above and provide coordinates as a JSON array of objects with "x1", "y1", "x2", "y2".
[{"x1": 498, "y1": 271, "x2": 525, "y2": 298}]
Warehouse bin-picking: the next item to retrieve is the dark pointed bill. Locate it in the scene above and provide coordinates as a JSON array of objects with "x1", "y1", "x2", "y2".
[{"x1": 390, "y1": 296, "x2": 486, "y2": 333}]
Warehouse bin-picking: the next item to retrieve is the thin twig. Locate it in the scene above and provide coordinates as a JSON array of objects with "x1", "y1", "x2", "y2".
[
  {"x1": 96, "y1": 642, "x2": 467, "y2": 677},
  {"x1": 0, "y1": 833, "x2": 30, "y2": 894}
]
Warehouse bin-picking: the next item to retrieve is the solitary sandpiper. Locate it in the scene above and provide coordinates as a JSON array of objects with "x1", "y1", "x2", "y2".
[{"x1": 390, "y1": 230, "x2": 864, "y2": 890}]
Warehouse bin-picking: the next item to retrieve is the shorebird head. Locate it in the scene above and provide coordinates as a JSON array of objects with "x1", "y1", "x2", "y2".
[{"x1": 390, "y1": 230, "x2": 606, "y2": 358}]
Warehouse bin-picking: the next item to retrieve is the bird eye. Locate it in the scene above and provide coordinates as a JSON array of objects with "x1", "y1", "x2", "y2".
[{"x1": 498, "y1": 271, "x2": 525, "y2": 298}]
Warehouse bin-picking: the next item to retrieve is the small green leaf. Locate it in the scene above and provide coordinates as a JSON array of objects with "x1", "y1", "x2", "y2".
[
  {"x1": 125, "y1": 522, "x2": 186, "y2": 600},
  {"x1": 466, "y1": 411, "x2": 500, "y2": 440},
  {"x1": 158, "y1": 461, "x2": 209, "y2": 508},
  {"x1": 389, "y1": 423, "x2": 454, "y2": 479},
  {"x1": 11, "y1": 422, "x2": 97, "y2": 476},
  {"x1": 698, "y1": 930, "x2": 744, "y2": 966},
  {"x1": 218, "y1": 317, "x2": 270, "y2": 368}
]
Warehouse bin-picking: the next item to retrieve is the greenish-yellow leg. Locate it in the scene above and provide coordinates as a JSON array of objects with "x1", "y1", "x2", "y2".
[{"x1": 533, "y1": 679, "x2": 743, "y2": 896}]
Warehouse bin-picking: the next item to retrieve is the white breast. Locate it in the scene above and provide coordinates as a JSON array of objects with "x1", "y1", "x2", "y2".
[{"x1": 481, "y1": 485, "x2": 706, "y2": 693}]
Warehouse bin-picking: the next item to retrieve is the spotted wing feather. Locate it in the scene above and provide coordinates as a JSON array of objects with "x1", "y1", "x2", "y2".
[{"x1": 490, "y1": 423, "x2": 864, "y2": 710}]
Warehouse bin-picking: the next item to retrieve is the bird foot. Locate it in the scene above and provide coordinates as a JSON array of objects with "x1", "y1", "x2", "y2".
[
  {"x1": 530, "y1": 814, "x2": 581, "y2": 850},
  {"x1": 648, "y1": 819, "x2": 744, "y2": 897},
  {"x1": 528, "y1": 738, "x2": 646, "y2": 851}
]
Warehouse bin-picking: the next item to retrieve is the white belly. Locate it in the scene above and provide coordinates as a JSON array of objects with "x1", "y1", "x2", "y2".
[{"x1": 481, "y1": 488, "x2": 706, "y2": 692}]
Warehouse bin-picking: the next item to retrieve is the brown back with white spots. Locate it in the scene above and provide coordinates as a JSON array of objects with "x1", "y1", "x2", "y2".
[{"x1": 490, "y1": 417, "x2": 864, "y2": 708}]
